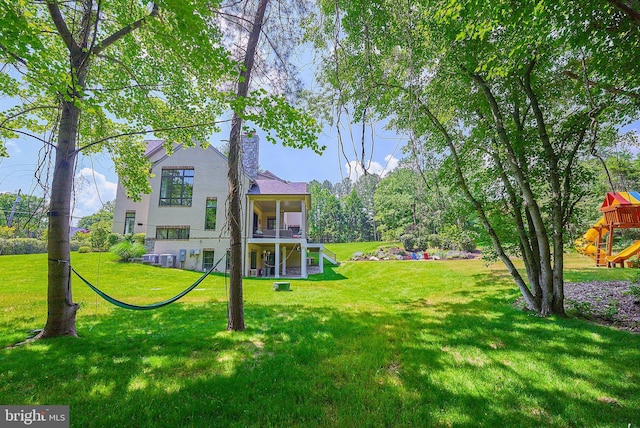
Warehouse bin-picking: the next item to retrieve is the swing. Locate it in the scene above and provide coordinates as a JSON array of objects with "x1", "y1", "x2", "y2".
[{"x1": 73, "y1": 253, "x2": 226, "y2": 310}]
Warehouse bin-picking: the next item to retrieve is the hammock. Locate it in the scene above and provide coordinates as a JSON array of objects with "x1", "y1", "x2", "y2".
[{"x1": 72, "y1": 254, "x2": 226, "y2": 310}]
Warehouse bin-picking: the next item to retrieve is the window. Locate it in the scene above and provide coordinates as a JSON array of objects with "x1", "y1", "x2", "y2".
[
  {"x1": 250, "y1": 251, "x2": 257, "y2": 269},
  {"x1": 124, "y1": 211, "x2": 135, "y2": 234},
  {"x1": 159, "y1": 168, "x2": 194, "y2": 206},
  {"x1": 203, "y1": 250, "x2": 215, "y2": 271},
  {"x1": 267, "y1": 217, "x2": 276, "y2": 230},
  {"x1": 155, "y1": 226, "x2": 190, "y2": 240},
  {"x1": 205, "y1": 198, "x2": 217, "y2": 230}
]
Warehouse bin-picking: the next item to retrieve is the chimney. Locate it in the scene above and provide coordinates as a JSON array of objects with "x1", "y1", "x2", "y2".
[{"x1": 241, "y1": 132, "x2": 259, "y2": 181}]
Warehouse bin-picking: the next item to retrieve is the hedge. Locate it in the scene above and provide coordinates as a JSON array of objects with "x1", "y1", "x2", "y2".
[{"x1": 0, "y1": 239, "x2": 82, "y2": 255}]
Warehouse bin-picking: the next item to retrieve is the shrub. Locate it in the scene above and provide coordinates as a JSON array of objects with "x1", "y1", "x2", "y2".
[
  {"x1": 0, "y1": 238, "x2": 47, "y2": 255},
  {"x1": 425, "y1": 234, "x2": 442, "y2": 249},
  {"x1": 623, "y1": 284, "x2": 640, "y2": 303},
  {"x1": 107, "y1": 233, "x2": 121, "y2": 247},
  {"x1": 566, "y1": 299, "x2": 594, "y2": 319},
  {"x1": 69, "y1": 240, "x2": 82, "y2": 251},
  {"x1": 400, "y1": 233, "x2": 416, "y2": 252},
  {"x1": 132, "y1": 233, "x2": 146, "y2": 245},
  {"x1": 89, "y1": 220, "x2": 112, "y2": 251},
  {"x1": 439, "y1": 225, "x2": 477, "y2": 252},
  {"x1": 0, "y1": 226, "x2": 16, "y2": 239},
  {"x1": 109, "y1": 240, "x2": 146, "y2": 262},
  {"x1": 602, "y1": 299, "x2": 620, "y2": 322},
  {"x1": 78, "y1": 246, "x2": 92, "y2": 253}
]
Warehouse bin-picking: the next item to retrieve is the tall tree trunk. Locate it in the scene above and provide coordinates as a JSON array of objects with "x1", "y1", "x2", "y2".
[
  {"x1": 41, "y1": 100, "x2": 80, "y2": 338},
  {"x1": 227, "y1": 0, "x2": 269, "y2": 331},
  {"x1": 36, "y1": 1, "x2": 158, "y2": 338}
]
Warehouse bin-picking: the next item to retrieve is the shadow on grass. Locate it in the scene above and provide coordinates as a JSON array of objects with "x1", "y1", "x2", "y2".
[{"x1": 1, "y1": 292, "x2": 639, "y2": 427}]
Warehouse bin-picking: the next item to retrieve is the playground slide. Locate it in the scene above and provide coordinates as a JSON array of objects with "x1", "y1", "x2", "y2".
[
  {"x1": 606, "y1": 240, "x2": 640, "y2": 264},
  {"x1": 582, "y1": 217, "x2": 607, "y2": 243},
  {"x1": 575, "y1": 217, "x2": 608, "y2": 262}
]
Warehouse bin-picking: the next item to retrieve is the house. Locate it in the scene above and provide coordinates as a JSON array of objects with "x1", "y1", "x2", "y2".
[{"x1": 112, "y1": 135, "x2": 333, "y2": 278}]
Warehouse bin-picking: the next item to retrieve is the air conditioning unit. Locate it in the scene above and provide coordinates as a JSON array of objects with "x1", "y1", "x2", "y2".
[
  {"x1": 159, "y1": 254, "x2": 175, "y2": 268},
  {"x1": 142, "y1": 254, "x2": 159, "y2": 265}
]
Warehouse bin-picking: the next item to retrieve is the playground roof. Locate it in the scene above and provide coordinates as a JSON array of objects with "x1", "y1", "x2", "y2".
[{"x1": 600, "y1": 191, "x2": 640, "y2": 210}]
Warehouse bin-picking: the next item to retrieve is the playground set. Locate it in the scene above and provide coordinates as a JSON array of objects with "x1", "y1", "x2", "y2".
[{"x1": 576, "y1": 192, "x2": 640, "y2": 267}]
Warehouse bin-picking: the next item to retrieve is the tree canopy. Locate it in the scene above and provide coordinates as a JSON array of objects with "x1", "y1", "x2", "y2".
[
  {"x1": 315, "y1": 0, "x2": 640, "y2": 315},
  {"x1": 0, "y1": 0, "x2": 322, "y2": 337}
]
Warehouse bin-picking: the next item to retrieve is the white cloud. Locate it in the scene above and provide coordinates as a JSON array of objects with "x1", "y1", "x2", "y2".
[
  {"x1": 344, "y1": 154, "x2": 399, "y2": 181},
  {"x1": 6, "y1": 140, "x2": 21, "y2": 154},
  {"x1": 71, "y1": 167, "x2": 117, "y2": 223}
]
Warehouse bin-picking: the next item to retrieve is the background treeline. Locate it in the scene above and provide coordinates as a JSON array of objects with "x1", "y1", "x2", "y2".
[
  {"x1": 308, "y1": 137, "x2": 640, "y2": 252},
  {"x1": 1, "y1": 138, "x2": 639, "y2": 254}
]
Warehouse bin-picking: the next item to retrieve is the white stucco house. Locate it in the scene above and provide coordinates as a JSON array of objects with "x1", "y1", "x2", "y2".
[{"x1": 112, "y1": 135, "x2": 334, "y2": 278}]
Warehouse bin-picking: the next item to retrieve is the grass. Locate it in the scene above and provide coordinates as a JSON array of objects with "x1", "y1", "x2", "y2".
[{"x1": 0, "y1": 247, "x2": 639, "y2": 427}]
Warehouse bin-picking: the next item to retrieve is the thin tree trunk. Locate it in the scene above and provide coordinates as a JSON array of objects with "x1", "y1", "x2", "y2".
[
  {"x1": 227, "y1": 0, "x2": 269, "y2": 331},
  {"x1": 418, "y1": 101, "x2": 541, "y2": 312}
]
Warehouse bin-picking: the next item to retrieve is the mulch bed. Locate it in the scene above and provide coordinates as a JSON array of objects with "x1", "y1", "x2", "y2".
[{"x1": 563, "y1": 281, "x2": 639, "y2": 332}]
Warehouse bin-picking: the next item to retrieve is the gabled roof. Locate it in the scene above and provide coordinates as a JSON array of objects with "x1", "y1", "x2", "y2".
[
  {"x1": 145, "y1": 139, "x2": 165, "y2": 156},
  {"x1": 145, "y1": 139, "x2": 227, "y2": 164},
  {"x1": 248, "y1": 170, "x2": 308, "y2": 195}
]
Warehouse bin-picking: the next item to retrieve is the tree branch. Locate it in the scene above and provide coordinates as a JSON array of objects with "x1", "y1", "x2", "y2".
[
  {"x1": 0, "y1": 105, "x2": 60, "y2": 129},
  {"x1": 74, "y1": 120, "x2": 232, "y2": 154},
  {"x1": 563, "y1": 70, "x2": 640, "y2": 99},
  {"x1": 0, "y1": 42, "x2": 28, "y2": 66},
  {"x1": 1, "y1": 127, "x2": 57, "y2": 149},
  {"x1": 46, "y1": 0, "x2": 80, "y2": 53},
  {"x1": 607, "y1": 0, "x2": 640, "y2": 25},
  {"x1": 91, "y1": 3, "x2": 159, "y2": 55}
]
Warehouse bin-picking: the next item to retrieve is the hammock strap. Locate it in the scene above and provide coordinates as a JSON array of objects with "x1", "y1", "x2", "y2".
[{"x1": 72, "y1": 254, "x2": 226, "y2": 311}]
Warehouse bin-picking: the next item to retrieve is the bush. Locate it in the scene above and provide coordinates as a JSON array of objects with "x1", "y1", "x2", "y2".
[
  {"x1": 425, "y1": 234, "x2": 442, "y2": 249},
  {"x1": 132, "y1": 233, "x2": 146, "y2": 245},
  {"x1": 78, "y1": 246, "x2": 92, "y2": 253},
  {"x1": 70, "y1": 240, "x2": 83, "y2": 251},
  {"x1": 90, "y1": 220, "x2": 112, "y2": 251},
  {"x1": 109, "y1": 240, "x2": 146, "y2": 262},
  {"x1": 439, "y1": 225, "x2": 477, "y2": 252},
  {"x1": 0, "y1": 238, "x2": 47, "y2": 255},
  {"x1": 400, "y1": 233, "x2": 416, "y2": 252},
  {"x1": 107, "y1": 233, "x2": 121, "y2": 247}
]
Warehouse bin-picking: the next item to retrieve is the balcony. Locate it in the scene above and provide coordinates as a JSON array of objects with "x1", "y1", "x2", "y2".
[{"x1": 252, "y1": 228, "x2": 304, "y2": 240}]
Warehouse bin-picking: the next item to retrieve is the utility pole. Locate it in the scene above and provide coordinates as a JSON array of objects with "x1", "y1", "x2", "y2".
[{"x1": 7, "y1": 189, "x2": 21, "y2": 227}]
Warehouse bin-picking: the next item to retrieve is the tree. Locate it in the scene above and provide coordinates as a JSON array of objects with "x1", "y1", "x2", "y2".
[
  {"x1": 308, "y1": 180, "x2": 343, "y2": 242},
  {"x1": 219, "y1": 0, "x2": 323, "y2": 330},
  {"x1": 317, "y1": 0, "x2": 640, "y2": 316},
  {"x1": 373, "y1": 168, "x2": 420, "y2": 241},
  {"x1": 0, "y1": 192, "x2": 48, "y2": 238},
  {"x1": 77, "y1": 200, "x2": 114, "y2": 230},
  {"x1": 353, "y1": 173, "x2": 380, "y2": 241},
  {"x1": 342, "y1": 189, "x2": 369, "y2": 241},
  {"x1": 0, "y1": 1, "x2": 235, "y2": 337}
]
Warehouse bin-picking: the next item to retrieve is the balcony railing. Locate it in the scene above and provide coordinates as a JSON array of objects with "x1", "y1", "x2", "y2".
[{"x1": 252, "y1": 228, "x2": 305, "y2": 239}]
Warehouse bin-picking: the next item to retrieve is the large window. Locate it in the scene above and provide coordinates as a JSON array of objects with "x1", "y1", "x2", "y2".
[
  {"x1": 155, "y1": 226, "x2": 190, "y2": 240},
  {"x1": 159, "y1": 168, "x2": 194, "y2": 206},
  {"x1": 205, "y1": 198, "x2": 217, "y2": 230},
  {"x1": 124, "y1": 211, "x2": 135, "y2": 234}
]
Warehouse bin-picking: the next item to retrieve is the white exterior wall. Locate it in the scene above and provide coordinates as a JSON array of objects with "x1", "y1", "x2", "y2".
[
  {"x1": 113, "y1": 142, "x2": 249, "y2": 272},
  {"x1": 112, "y1": 183, "x2": 151, "y2": 236}
]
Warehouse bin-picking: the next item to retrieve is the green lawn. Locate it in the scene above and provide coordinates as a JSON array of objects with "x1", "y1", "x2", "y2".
[{"x1": 0, "y1": 246, "x2": 639, "y2": 427}]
